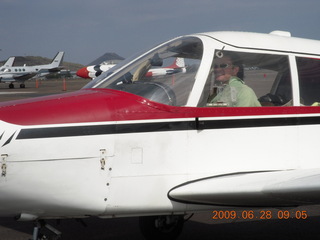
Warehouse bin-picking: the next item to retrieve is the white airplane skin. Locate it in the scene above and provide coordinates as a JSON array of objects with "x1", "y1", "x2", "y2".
[
  {"x1": 1, "y1": 56, "x2": 15, "y2": 68},
  {"x1": 1, "y1": 31, "x2": 320, "y2": 240},
  {"x1": 0, "y1": 52, "x2": 64, "y2": 88}
]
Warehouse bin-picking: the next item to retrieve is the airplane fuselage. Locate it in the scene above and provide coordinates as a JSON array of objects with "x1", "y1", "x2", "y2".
[{"x1": 0, "y1": 88, "x2": 320, "y2": 220}]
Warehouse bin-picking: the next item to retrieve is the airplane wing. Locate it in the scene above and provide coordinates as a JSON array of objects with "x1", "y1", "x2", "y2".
[
  {"x1": 14, "y1": 73, "x2": 38, "y2": 80},
  {"x1": 38, "y1": 66, "x2": 64, "y2": 73},
  {"x1": 168, "y1": 169, "x2": 320, "y2": 207},
  {"x1": 48, "y1": 66, "x2": 64, "y2": 72}
]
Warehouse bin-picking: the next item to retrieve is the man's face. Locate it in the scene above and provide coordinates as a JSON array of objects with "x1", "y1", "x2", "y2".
[{"x1": 213, "y1": 56, "x2": 239, "y2": 83}]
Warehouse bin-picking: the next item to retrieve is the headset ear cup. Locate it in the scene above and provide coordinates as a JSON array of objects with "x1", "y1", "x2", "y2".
[{"x1": 216, "y1": 51, "x2": 224, "y2": 58}]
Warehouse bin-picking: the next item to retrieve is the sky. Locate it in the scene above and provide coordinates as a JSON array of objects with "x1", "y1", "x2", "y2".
[{"x1": 0, "y1": 0, "x2": 319, "y2": 65}]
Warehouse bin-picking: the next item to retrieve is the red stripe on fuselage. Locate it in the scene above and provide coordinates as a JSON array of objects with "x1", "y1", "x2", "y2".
[{"x1": 0, "y1": 88, "x2": 319, "y2": 126}]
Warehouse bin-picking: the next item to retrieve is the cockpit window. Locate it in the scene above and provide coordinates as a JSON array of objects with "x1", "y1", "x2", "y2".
[
  {"x1": 199, "y1": 50, "x2": 292, "y2": 107},
  {"x1": 85, "y1": 37, "x2": 203, "y2": 106}
]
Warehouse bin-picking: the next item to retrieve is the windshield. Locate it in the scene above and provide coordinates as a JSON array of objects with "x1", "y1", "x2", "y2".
[{"x1": 84, "y1": 37, "x2": 203, "y2": 106}]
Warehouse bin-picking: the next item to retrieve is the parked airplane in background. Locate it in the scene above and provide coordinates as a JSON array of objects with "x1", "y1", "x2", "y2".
[
  {"x1": 76, "y1": 57, "x2": 186, "y2": 79},
  {"x1": 0, "y1": 51, "x2": 64, "y2": 88},
  {"x1": 1, "y1": 31, "x2": 320, "y2": 240},
  {"x1": 76, "y1": 59, "x2": 121, "y2": 79},
  {"x1": 145, "y1": 57, "x2": 186, "y2": 77}
]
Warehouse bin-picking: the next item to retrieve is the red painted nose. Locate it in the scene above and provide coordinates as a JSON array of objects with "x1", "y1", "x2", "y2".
[{"x1": 76, "y1": 67, "x2": 90, "y2": 79}]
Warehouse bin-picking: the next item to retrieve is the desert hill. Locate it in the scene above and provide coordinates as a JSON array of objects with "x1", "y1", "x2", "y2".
[{"x1": 88, "y1": 53, "x2": 124, "y2": 65}]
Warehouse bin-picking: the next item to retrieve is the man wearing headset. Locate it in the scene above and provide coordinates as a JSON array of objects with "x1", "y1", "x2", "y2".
[{"x1": 209, "y1": 52, "x2": 261, "y2": 107}]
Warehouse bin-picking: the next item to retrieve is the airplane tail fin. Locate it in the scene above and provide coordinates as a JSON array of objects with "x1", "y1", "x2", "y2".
[
  {"x1": 167, "y1": 58, "x2": 185, "y2": 69},
  {"x1": 50, "y1": 52, "x2": 64, "y2": 67},
  {"x1": 3, "y1": 57, "x2": 15, "y2": 67}
]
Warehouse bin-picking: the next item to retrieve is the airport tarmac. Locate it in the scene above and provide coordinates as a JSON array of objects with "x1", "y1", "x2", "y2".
[
  {"x1": 0, "y1": 78, "x2": 320, "y2": 239},
  {"x1": 0, "y1": 78, "x2": 91, "y2": 102},
  {"x1": 1, "y1": 207, "x2": 320, "y2": 240}
]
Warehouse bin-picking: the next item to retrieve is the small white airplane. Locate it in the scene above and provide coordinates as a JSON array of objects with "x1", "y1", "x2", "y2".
[
  {"x1": 76, "y1": 57, "x2": 186, "y2": 79},
  {"x1": 145, "y1": 57, "x2": 186, "y2": 77},
  {"x1": 1, "y1": 30, "x2": 320, "y2": 240},
  {"x1": 0, "y1": 51, "x2": 64, "y2": 88},
  {"x1": 76, "y1": 59, "x2": 122, "y2": 79}
]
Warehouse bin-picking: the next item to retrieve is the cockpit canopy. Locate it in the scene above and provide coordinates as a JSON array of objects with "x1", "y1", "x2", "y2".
[
  {"x1": 85, "y1": 37, "x2": 203, "y2": 106},
  {"x1": 84, "y1": 33, "x2": 320, "y2": 107}
]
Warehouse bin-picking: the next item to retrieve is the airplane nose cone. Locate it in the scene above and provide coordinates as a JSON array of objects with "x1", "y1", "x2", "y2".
[{"x1": 76, "y1": 67, "x2": 90, "y2": 79}]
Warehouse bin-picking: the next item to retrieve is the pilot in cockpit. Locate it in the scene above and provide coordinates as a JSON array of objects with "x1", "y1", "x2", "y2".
[{"x1": 208, "y1": 52, "x2": 261, "y2": 107}]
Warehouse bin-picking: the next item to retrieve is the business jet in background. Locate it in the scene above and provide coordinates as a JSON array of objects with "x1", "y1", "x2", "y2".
[
  {"x1": 0, "y1": 51, "x2": 64, "y2": 88},
  {"x1": 1, "y1": 31, "x2": 320, "y2": 240}
]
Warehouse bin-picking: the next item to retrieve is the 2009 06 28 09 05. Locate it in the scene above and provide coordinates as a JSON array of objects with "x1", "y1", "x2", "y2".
[{"x1": 212, "y1": 210, "x2": 308, "y2": 220}]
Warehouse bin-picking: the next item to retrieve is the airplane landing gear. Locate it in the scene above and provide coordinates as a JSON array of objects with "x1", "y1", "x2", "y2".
[
  {"x1": 31, "y1": 220, "x2": 62, "y2": 240},
  {"x1": 139, "y1": 215, "x2": 184, "y2": 240},
  {"x1": 7, "y1": 83, "x2": 25, "y2": 88}
]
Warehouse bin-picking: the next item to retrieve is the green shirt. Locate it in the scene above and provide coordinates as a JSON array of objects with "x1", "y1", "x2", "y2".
[{"x1": 211, "y1": 77, "x2": 261, "y2": 107}]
